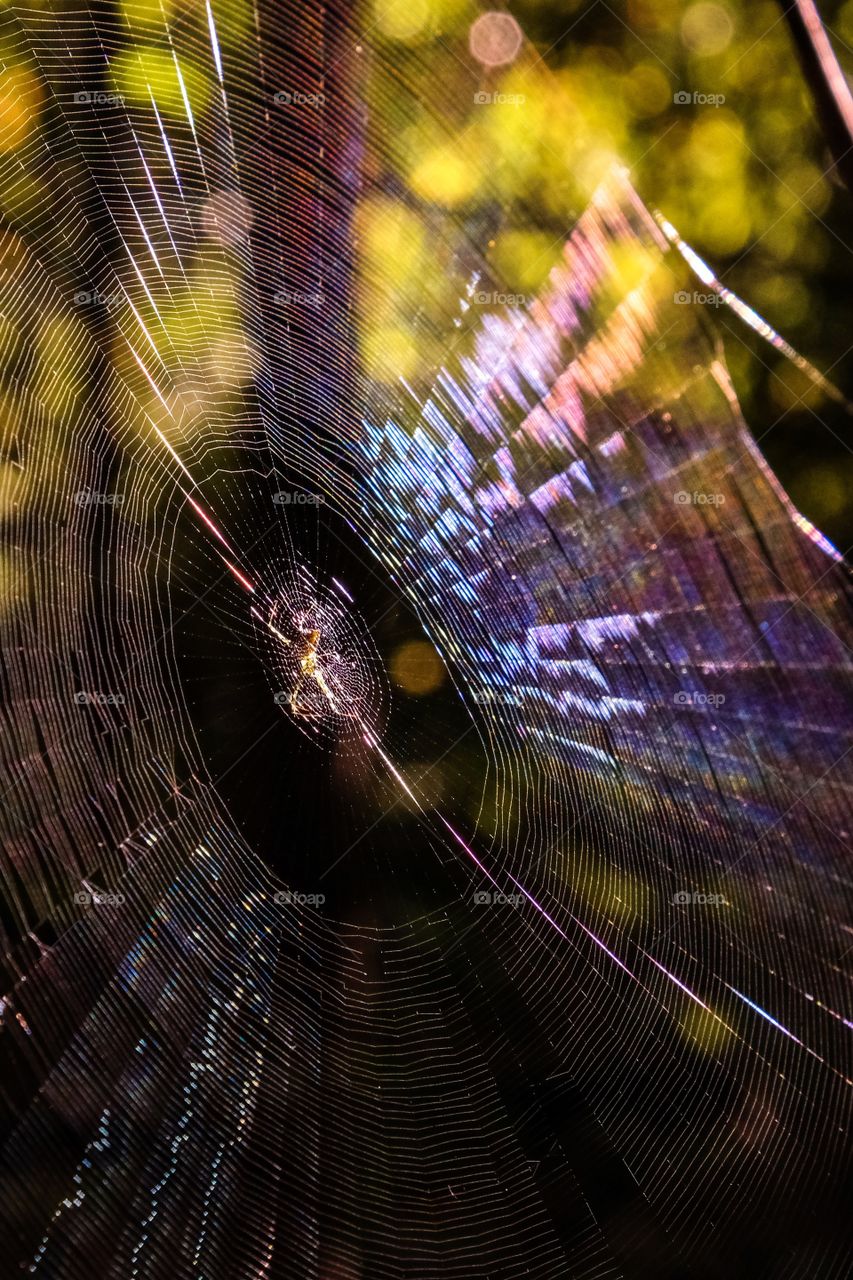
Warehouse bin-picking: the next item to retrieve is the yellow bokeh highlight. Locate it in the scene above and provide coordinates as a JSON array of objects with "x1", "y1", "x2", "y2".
[
  {"x1": 374, "y1": 0, "x2": 430, "y2": 40},
  {"x1": 680, "y1": 2, "x2": 734, "y2": 56},
  {"x1": 0, "y1": 463, "x2": 21, "y2": 520},
  {"x1": 722, "y1": 338, "x2": 758, "y2": 399},
  {"x1": 409, "y1": 138, "x2": 479, "y2": 207},
  {"x1": 781, "y1": 161, "x2": 832, "y2": 217},
  {"x1": 374, "y1": 0, "x2": 472, "y2": 41},
  {"x1": 0, "y1": 393, "x2": 27, "y2": 520},
  {"x1": 838, "y1": 0, "x2": 853, "y2": 45},
  {"x1": 389, "y1": 640, "x2": 446, "y2": 695},
  {"x1": 605, "y1": 869, "x2": 650, "y2": 922},
  {"x1": 688, "y1": 110, "x2": 746, "y2": 175},
  {"x1": 0, "y1": 169, "x2": 45, "y2": 219},
  {"x1": 751, "y1": 272, "x2": 811, "y2": 328},
  {"x1": 215, "y1": 0, "x2": 253, "y2": 40},
  {"x1": 628, "y1": 0, "x2": 683, "y2": 29},
  {"x1": 768, "y1": 359, "x2": 827, "y2": 413},
  {"x1": 471, "y1": 70, "x2": 567, "y2": 210},
  {"x1": 553, "y1": 847, "x2": 653, "y2": 925},
  {"x1": 120, "y1": 0, "x2": 173, "y2": 29},
  {"x1": 357, "y1": 196, "x2": 429, "y2": 302},
  {"x1": 205, "y1": 332, "x2": 256, "y2": 388},
  {"x1": 360, "y1": 196, "x2": 426, "y2": 263},
  {"x1": 796, "y1": 465, "x2": 849, "y2": 522},
  {"x1": 678, "y1": 1003, "x2": 733, "y2": 1054},
  {"x1": 607, "y1": 240, "x2": 654, "y2": 298},
  {"x1": 695, "y1": 196, "x2": 750, "y2": 255},
  {"x1": 0, "y1": 551, "x2": 26, "y2": 614},
  {"x1": 623, "y1": 63, "x2": 671, "y2": 118},
  {"x1": 361, "y1": 324, "x2": 422, "y2": 383},
  {"x1": 35, "y1": 314, "x2": 89, "y2": 421},
  {"x1": 489, "y1": 228, "x2": 557, "y2": 294},
  {"x1": 0, "y1": 66, "x2": 42, "y2": 152},
  {"x1": 0, "y1": 312, "x2": 22, "y2": 374},
  {"x1": 761, "y1": 219, "x2": 800, "y2": 262},
  {"x1": 151, "y1": 266, "x2": 241, "y2": 366},
  {"x1": 110, "y1": 47, "x2": 210, "y2": 119},
  {"x1": 755, "y1": 107, "x2": 792, "y2": 147}
]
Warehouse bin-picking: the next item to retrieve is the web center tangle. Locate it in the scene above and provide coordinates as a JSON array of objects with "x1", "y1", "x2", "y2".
[{"x1": 254, "y1": 565, "x2": 389, "y2": 747}]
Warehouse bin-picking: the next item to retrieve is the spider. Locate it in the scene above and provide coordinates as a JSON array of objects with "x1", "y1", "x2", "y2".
[{"x1": 289, "y1": 627, "x2": 339, "y2": 715}]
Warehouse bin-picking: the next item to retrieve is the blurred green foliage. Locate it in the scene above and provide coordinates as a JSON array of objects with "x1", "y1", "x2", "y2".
[
  {"x1": 362, "y1": 0, "x2": 853, "y2": 547},
  {"x1": 0, "y1": 0, "x2": 849, "y2": 544}
]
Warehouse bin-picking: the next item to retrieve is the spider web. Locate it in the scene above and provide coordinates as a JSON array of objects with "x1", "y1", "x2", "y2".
[{"x1": 0, "y1": 1, "x2": 851, "y2": 1277}]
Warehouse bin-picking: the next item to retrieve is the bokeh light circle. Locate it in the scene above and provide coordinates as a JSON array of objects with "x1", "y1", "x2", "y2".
[
  {"x1": 680, "y1": 2, "x2": 734, "y2": 56},
  {"x1": 468, "y1": 11, "x2": 523, "y2": 67}
]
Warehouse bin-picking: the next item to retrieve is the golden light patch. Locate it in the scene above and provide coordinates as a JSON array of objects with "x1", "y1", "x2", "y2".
[
  {"x1": 389, "y1": 640, "x2": 445, "y2": 695},
  {"x1": 109, "y1": 47, "x2": 210, "y2": 119},
  {"x1": 409, "y1": 140, "x2": 478, "y2": 207},
  {"x1": 361, "y1": 324, "x2": 421, "y2": 383},
  {"x1": 0, "y1": 67, "x2": 42, "y2": 152}
]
